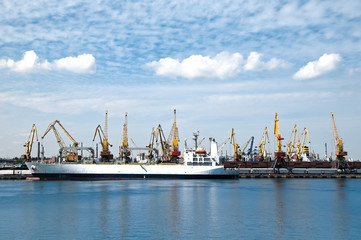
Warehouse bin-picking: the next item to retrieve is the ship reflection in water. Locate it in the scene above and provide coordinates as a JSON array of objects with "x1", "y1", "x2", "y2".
[{"x1": 0, "y1": 179, "x2": 359, "y2": 239}]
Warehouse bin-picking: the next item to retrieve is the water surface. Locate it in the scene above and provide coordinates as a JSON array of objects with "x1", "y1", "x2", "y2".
[{"x1": 0, "y1": 179, "x2": 360, "y2": 239}]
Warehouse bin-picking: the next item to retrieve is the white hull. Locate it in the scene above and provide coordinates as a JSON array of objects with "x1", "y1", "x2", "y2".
[{"x1": 26, "y1": 162, "x2": 240, "y2": 180}]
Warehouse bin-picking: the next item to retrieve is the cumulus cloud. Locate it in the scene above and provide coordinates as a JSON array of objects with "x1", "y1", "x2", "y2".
[
  {"x1": 293, "y1": 53, "x2": 342, "y2": 80},
  {"x1": 146, "y1": 52, "x2": 244, "y2": 79},
  {"x1": 146, "y1": 51, "x2": 289, "y2": 79},
  {"x1": 0, "y1": 51, "x2": 96, "y2": 74},
  {"x1": 244, "y1": 52, "x2": 289, "y2": 71}
]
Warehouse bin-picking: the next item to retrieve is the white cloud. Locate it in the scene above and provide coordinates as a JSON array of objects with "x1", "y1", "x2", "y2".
[
  {"x1": 0, "y1": 51, "x2": 96, "y2": 74},
  {"x1": 146, "y1": 51, "x2": 288, "y2": 79},
  {"x1": 293, "y1": 53, "x2": 342, "y2": 80},
  {"x1": 54, "y1": 54, "x2": 96, "y2": 74},
  {"x1": 0, "y1": 51, "x2": 50, "y2": 72},
  {"x1": 244, "y1": 52, "x2": 289, "y2": 71},
  {"x1": 146, "y1": 52, "x2": 244, "y2": 79}
]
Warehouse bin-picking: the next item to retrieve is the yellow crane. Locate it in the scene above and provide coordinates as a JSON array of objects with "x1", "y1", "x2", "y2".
[
  {"x1": 146, "y1": 127, "x2": 158, "y2": 160},
  {"x1": 93, "y1": 110, "x2": 113, "y2": 161},
  {"x1": 218, "y1": 137, "x2": 230, "y2": 153},
  {"x1": 119, "y1": 112, "x2": 131, "y2": 159},
  {"x1": 286, "y1": 124, "x2": 299, "y2": 159},
  {"x1": 42, "y1": 120, "x2": 80, "y2": 161},
  {"x1": 331, "y1": 112, "x2": 348, "y2": 169},
  {"x1": 167, "y1": 109, "x2": 181, "y2": 162},
  {"x1": 272, "y1": 113, "x2": 290, "y2": 172},
  {"x1": 21, "y1": 124, "x2": 38, "y2": 161},
  {"x1": 230, "y1": 128, "x2": 242, "y2": 161},
  {"x1": 157, "y1": 124, "x2": 171, "y2": 162},
  {"x1": 298, "y1": 127, "x2": 311, "y2": 159},
  {"x1": 255, "y1": 127, "x2": 270, "y2": 161}
]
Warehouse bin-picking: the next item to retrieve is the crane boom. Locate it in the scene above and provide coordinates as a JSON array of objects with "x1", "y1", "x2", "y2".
[
  {"x1": 168, "y1": 109, "x2": 180, "y2": 160},
  {"x1": 218, "y1": 137, "x2": 230, "y2": 153},
  {"x1": 274, "y1": 113, "x2": 285, "y2": 157},
  {"x1": 272, "y1": 113, "x2": 290, "y2": 173},
  {"x1": 230, "y1": 128, "x2": 242, "y2": 161},
  {"x1": 21, "y1": 124, "x2": 39, "y2": 160},
  {"x1": 299, "y1": 127, "x2": 311, "y2": 158},
  {"x1": 286, "y1": 124, "x2": 299, "y2": 159},
  {"x1": 256, "y1": 127, "x2": 270, "y2": 160},
  {"x1": 42, "y1": 120, "x2": 80, "y2": 161},
  {"x1": 331, "y1": 112, "x2": 347, "y2": 157},
  {"x1": 119, "y1": 112, "x2": 131, "y2": 159},
  {"x1": 92, "y1": 111, "x2": 113, "y2": 161},
  {"x1": 157, "y1": 124, "x2": 171, "y2": 161}
]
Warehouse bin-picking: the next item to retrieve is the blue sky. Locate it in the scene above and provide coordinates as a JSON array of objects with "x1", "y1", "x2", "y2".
[{"x1": 0, "y1": 0, "x2": 360, "y2": 159}]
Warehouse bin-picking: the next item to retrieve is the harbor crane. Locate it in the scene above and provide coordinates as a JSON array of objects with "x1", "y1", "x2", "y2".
[
  {"x1": 241, "y1": 136, "x2": 254, "y2": 161},
  {"x1": 331, "y1": 112, "x2": 348, "y2": 171},
  {"x1": 42, "y1": 120, "x2": 81, "y2": 161},
  {"x1": 230, "y1": 128, "x2": 242, "y2": 161},
  {"x1": 218, "y1": 137, "x2": 230, "y2": 153},
  {"x1": 167, "y1": 109, "x2": 181, "y2": 162},
  {"x1": 119, "y1": 112, "x2": 131, "y2": 160},
  {"x1": 157, "y1": 124, "x2": 171, "y2": 162},
  {"x1": 147, "y1": 127, "x2": 158, "y2": 160},
  {"x1": 272, "y1": 113, "x2": 291, "y2": 173},
  {"x1": 93, "y1": 110, "x2": 113, "y2": 161},
  {"x1": 21, "y1": 124, "x2": 39, "y2": 161},
  {"x1": 298, "y1": 127, "x2": 311, "y2": 159},
  {"x1": 255, "y1": 127, "x2": 270, "y2": 161},
  {"x1": 286, "y1": 124, "x2": 300, "y2": 159}
]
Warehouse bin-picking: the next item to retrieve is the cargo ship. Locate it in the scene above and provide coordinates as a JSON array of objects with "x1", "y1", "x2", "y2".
[{"x1": 26, "y1": 138, "x2": 240, "y2": 180}]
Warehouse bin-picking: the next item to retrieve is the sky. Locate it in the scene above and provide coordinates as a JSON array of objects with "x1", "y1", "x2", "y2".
[{"x1": 1, "y1": 0, "x2": 360, "y2": 160}]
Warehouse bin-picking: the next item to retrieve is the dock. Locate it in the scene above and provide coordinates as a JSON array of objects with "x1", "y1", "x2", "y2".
[
  {"x1": 0, "y1": 170, "x2": 32, "y2": 180},
  {"x1": 238, "y1": 173, "x2": 361, "y2": 179}
]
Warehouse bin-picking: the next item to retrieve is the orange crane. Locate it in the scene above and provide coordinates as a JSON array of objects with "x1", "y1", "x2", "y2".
[
  {"x1": 167, "y1": 109, "x2": 181, "y2": 162},
  {"x1": 119, "y1": 112, "x2": 131, "y2": 160},
  {"x1": 93, "y1": 110, "x2": 113, "y2": 161},
  {"x1": 42, "y1": 120, "x2": 81, "y2": 161},
  {"x1": 331, "y1": 112, "x2": 348, "y2": 171},
  {"x1": 21, "y1": 124, "x2": 38, "y2": 161}
]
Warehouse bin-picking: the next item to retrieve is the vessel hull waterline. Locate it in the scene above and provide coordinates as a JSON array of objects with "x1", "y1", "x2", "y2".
[{"x1": 26, "y1": 162, "x2": 240, "y2": 180}]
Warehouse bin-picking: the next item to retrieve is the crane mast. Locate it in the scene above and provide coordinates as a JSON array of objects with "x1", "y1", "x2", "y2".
[
  {"x1": 119, "y1": 112, "x2": 131, "y2": 160},
  {"x1": 93, "y1": 110, "x2": 113, "y2": 161},
  {"x1": 157, "y1": 124, "x2": 171, "y2": 162},
  {"x1": 298, "y1": 127, "x2": 311, "y2": 159},
  {"x1": 168, "y1": 109, "x2": 181, "y2": 161},
  {"x1": 230, "y1": 128, "x2": 242, "y2": 161},
  {"x1": 146, "y1": 127, "x2": 158, "y2": 160},
  {"x1": 331, "y1": 112, "x2": 348, "y2": 170},
  {"x1": 255, "y1": 127, "x2": 270, "y2": 161},
  {"x1": 272, "y1": 113, "x2": 290, "y2": 173},
  {"x1": 286, "y1": 124, "x2": 299, "y2": 159},
  {"x1": 21, "y1": 124, "x2": 39, "y2": 161}
]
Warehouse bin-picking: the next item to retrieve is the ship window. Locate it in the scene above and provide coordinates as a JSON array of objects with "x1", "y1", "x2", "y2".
[
  {"x1": 204, "y1": 158, "x2": 210, "y2": 162},
  {"x1": 187, "y1": 162, "x2": 193, "y2": 166},
  {"x1": 193, "y1": 158, "x2": 198, "y2": 162}
]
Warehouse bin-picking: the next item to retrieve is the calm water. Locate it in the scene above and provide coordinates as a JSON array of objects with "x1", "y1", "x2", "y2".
[{"x1": 0, "y1": 179, "x2": 360, "y2": 240}]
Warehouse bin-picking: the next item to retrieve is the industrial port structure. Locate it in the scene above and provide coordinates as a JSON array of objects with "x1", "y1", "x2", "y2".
[{"x1": 19, "y1": 110, "x2": 359, "y2": 174}]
